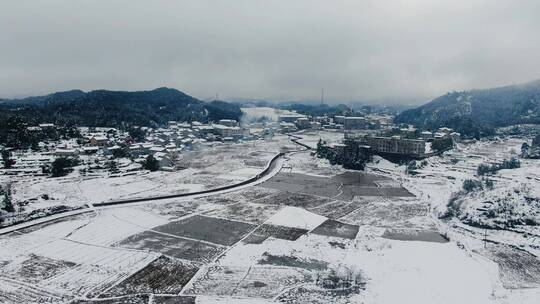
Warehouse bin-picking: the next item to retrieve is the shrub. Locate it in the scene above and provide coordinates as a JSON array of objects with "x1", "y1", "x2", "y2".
[
  {"x1": 477, "y1": 157, "x2": 520, "y2": 176},
  {"x1": 50, "y1": 157, "x2": 80, "y2": 177},
  {"x1": 1, "y1": 149, "x2": 15, "y2": 169},
  {"x1": 463, "y1": 179, "x2": 483, "y2": 192},
  {"x1": 432, "y1": 137, "x2": 454, "y2": 151},
  {"x1": 1, "y1": 184, "x2": 14, "y2": 213},
  {"x1": 142, "y1": 155, "x2": 160, "y2": 171},
  {"x1": 483, "y1": 178, "x2": 494, "y2": 190}
]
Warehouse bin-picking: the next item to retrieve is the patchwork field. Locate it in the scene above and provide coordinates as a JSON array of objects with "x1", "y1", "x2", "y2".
[{"x1": 2, "y1": 136, "x2": 538, "y2": 303}]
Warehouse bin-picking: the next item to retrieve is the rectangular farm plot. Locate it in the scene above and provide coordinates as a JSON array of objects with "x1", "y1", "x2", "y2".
[
  {"x1": 341, "y1": 201, "x2": 429, "y2": 227},
  {"x1": 339, "y1": 186, "x2": 415, "y2": 200},
  {"x1": 117, "y1": 231, "x2": 223, "y2": 263},
  {"x1": 256, "y1": 191, "x2": 332, "y2": 209},
  {"x1": 381, "y1": 229, "x2": 449, "y2": 243},
  {"x1": 184, "y1": 265, "x2": 313, "y2": 299},
  {"x1": 100, "y1": 256, "x2": 199, "y2": 297},
  {"x1": 204, "y1": 202, "x2": 281, "y2": 225},
  {"x1": 11, "y1": 254, "x2": 77, "y2": 284},
  {"x1": 71, "y1": 295, "x2": 149, "y2": 304},
  {"x1": 153, "y1": 215, "x2": 256, "y2": 246},
  {"x1": 244, "y1": 224, "x2": 309, "y2": 244},
  {"x1": 261, "y1": 172, "x2": 341, "y2": 198},
  {"x1": 308, "y1": 200, "x2": 361, "y2": 219},
  {"x1": 331, "y1": 171, "x2": 384, "y2": 186},
  {"x1": 153, "y1": 295, "x2": 196, "y2": 304},
  {"x1": 261, "y1": 172, "x2": 414, "y2": 201},
  {"x1": 311, "y1": 219, "x2": 359, "y2": 239}
]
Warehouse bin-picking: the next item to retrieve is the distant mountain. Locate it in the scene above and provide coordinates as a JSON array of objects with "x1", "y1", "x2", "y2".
[
  {"x1": 2, "y1": 90, "x2": 86, "y2": 106},
  {"x1": 394, "y1": 80, "x2": 540, "y2": 137},
  {"x1": 0, "y1": 87, "x2": 242, "y2": 127}
]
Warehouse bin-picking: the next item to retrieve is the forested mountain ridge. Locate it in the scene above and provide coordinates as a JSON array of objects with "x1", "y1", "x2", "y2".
[
  {"x1": 394, "y1": 80, "x2": 540, "y2": 138},
  {"x1": 0, "y1": 87, "x2": 243, "y2": 127}
]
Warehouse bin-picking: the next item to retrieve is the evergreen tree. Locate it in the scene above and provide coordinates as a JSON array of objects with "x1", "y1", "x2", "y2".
[
  {"x1": 143, "y1": 155, "x2": 160, "y2": 171},
  {"x1": 50, "y1": 157, "x2": 79, "y2": 177},
  {"x1": 1, "y1": 149, "x2": 15, "y2": 169},
  {"x1": 1, "y1": 184, "x2": 14, "y2": 213}
]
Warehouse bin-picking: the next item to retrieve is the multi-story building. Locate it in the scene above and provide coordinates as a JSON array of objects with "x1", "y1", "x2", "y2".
[
  {"x1": 295, "y1": 118, "x2": 311, "y2": 129},
  {"x1": 344, "y1": 117, "x2": 369, "y2": 130},
  {"x1": 351, "y1": 135, "x2": 426, "y2": 157}
]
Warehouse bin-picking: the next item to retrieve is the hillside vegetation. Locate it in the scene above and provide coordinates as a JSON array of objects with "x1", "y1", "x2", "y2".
[
  {"x1": 0, "y1": 87, "x2": 242, "y2": 127},
  {"x1": 0, "y1": 87, "x2": 242, "y2": 148},
  {"x1": 395, "y1": 80, "x2": 540, "y2": 138}
]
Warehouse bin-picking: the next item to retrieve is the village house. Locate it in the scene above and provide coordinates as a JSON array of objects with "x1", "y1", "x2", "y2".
[
  {"x1": 218, "y1": 119, "x2": 238, "y2": 127},
  {"x1": 89, "y1": 135, "x2": 109, "y2": 147}
]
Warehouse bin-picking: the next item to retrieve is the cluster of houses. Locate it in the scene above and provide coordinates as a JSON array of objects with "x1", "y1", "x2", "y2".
[
  {"x1": 6, "y1": 109, "x2": 465, "y2": 175},
  {"x1": 275, "y1": 113, "x2": 392, "y2": 134},
  {"x1": 15, "y1": 119, "x2": 253, "y2": 173}
]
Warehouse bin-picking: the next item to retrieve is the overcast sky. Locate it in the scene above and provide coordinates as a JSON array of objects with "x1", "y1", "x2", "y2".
[{"x1": 1, "y1": 0, "x2": 539, "y2": 103}]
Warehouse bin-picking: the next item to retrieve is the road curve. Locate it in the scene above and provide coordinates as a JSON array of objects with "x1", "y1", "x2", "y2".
[{"x1": 0, "y1": 152, "x2": 286, "y2": 235}]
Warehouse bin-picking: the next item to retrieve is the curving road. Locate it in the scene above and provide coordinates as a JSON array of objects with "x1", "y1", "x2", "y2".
[{"x1": 0, "y1": 151, "x2": 287, "y2": 235}]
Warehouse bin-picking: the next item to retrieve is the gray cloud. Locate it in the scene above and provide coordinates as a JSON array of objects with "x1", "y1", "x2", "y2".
[{"x1": 1, "y1": 0, "x2": 539, "y2": 103}]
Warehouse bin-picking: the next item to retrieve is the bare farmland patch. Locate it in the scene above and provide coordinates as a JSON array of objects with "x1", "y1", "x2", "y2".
[
  {"x1": 204, "y1": 202, "x2": 281, "y2": 224},
  {"x1": 153, "y1": 215, "x2": 256, "y2": 246},
  {"x1": 140, "y1": 199, "x2": 212, "y2": 220},
  {"x1": 382, "y1": 229, "x2": 449, "y2": 243},
  {"x1": 258, "y1": 252, "x2": 328, "y2": 270},
  {"x1": 309, "y1": 200, "x2": 360, "y2": 219},
  {"x1": 340, "y1": 201, "x2": 429, "y2": 227},
  {"x1": 479, "y1": 245, "x2": 540, "y2": 289},
  {"x1": 117, "y1": 231, "x2": 223, "y2": 263},
  {"x1": 242, "y1": 233, "x2": 270, "y2": 245},
  {"x1": 238, "y1": 186, "x2": 280, "y2": 200},
  {"x1": 244, "y1": 224, "x2": 309, "y2": 243},
  {"x1": 184, "y1": 265, "x2": 313, "y2": 299},
  {"x1": 100, "y1": 256, "x2": 199, "y2": 297},
  {"x1": 71, "y1": 295, "x2": 149, "y2": 304},
  {"x1": 331, "y1": 171, "x2": 387, "y2": 186},
  {"x1": 14, "y1": 254, "x2": 77, "y2": 283},
  {"x1": 182, "y1": 265, "x2": 243, "y2": 296},
  {"x1": 261, "y1": 172, "x2": 412, "y2": 201},
  {"x1": 277, "y1": 285, "x2": 361, "y2": 304},
  {"x1": 311, "y1": 220, "x2": 359, "y2": 240},
  {"x1": 339, "y1": 186, "x2": 414, "y2": 201},
  {"x1": 256, "y1": 191, "x2": 332, "y2": 209},
  {"x1": 261, "y1": 173, "x2": 341, "y2": 198},
  {"x1": 153, "y1": 295, "x2": 196, "y2": 304}
]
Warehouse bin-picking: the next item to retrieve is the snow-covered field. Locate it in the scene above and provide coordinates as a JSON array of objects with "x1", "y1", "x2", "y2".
[
  {"x1": 1, "y1": 134, "x2": 539, "y2": 303},
  {"x1": 6, "y1": 139, "x2": 283, "y2": 213}
]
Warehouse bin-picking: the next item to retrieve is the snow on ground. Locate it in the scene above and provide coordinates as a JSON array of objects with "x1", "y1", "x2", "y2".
[
  {"x1": 294, "y1": 130, "x2": 345, "y2": 148},
  {"x1": 1, "y1": 133, "x2": 539, "y2": 303},
  {"x1": 265, "y1": 206, "x2": 327, "y2": 230},
  {"x1": 8, "y1": 140, "x2": 282, "y2": 213},
  {"x1": 66, "y1": 207, "x2": 169, "y2": 246},
  {"x1": 218, "y1": 167, "x2": 262, "y2": 181},
  {"x1": 347, "y1": 240, "x2": 500, "y2": 304},
  {"x1": 196, "y1": 295, "x2": 275, "y2": 303}
]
